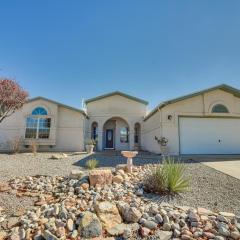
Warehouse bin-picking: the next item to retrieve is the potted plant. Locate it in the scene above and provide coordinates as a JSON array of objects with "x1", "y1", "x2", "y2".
[
  {"x1": 85, "y1": 139, "x2": 95, "y2": 154},
  {"x1": 155, "y1": 136, "x2": 169, "y2": 155}
]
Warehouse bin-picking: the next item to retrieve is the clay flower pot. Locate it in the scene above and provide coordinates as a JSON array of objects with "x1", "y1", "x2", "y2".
[{"x1": 86, "y1": 144, "x2": 94, "y2": 154}]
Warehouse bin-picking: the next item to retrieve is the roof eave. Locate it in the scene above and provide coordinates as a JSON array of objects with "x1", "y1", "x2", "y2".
[
  {"x1": 85, "y1": 91, "x2": 148, "y2": 105},
  {"x1": 144, "y1": 84, "x2": 240, "y2": 121},
  {"x1": 27, "y1": 97, "x2": 88, "y2": 117}
]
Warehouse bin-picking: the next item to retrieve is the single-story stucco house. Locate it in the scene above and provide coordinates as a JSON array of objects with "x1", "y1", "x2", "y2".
[{"x1": 1, "y1": 84, "x2": 240, "y2": 155}]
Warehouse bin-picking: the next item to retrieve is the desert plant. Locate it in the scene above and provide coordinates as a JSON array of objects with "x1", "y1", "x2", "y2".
[
  {"x1": 163, "y1": 157, "x2": 190, "y2": 193},
  {"x1": 145, "y1": 164, "x2": 168, "y2": 193},
  {"x1": 85, "y1": 139, "x2": 96, "y2": 145},
  {"x1": 155, "y1": 136, "x2": 168, "y2": 146},
  {"x1": 144, "y1": 156, "x2": 190, "y2": 194},
  {"x1": 29, "y1": 140, "x2": 38, "y2": 156},
  {"x1": 86, "y1": 159, "x2": 99, "y2": 170},
  {"x1": 8, "y1": 136, "x2": 23, "y2": 153}
]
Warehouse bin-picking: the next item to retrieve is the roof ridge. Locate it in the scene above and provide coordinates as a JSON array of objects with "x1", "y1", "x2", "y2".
[
  {"x1": 85, "y1": 91, "x2": 148, "y2": 105},
  {"x1": 27, "y1": 96, "x2": 88, "y2": 117},
  {"x1": 144, "y1": 83, "x2": 240, "y2": 121}
]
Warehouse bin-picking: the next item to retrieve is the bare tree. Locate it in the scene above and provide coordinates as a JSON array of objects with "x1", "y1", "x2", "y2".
[{"x1": 0, "y1": 78, "x2": 28, "y2": 123}]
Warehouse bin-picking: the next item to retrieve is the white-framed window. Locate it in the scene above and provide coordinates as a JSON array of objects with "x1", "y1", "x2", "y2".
[
  {"x1": 25, "y1": 107, "x2": 51, "y2": 139},
  {"x1": 120, "y1": 127, "x2": 129, "y2": 143}
]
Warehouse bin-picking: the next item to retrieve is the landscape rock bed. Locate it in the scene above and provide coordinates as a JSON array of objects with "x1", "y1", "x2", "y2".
[{"x1": 0, "y1": 165, "x2": 240, "y2": 239}]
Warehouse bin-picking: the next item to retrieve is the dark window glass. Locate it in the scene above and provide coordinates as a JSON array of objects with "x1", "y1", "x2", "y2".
[
  {"x1": 212, "y1": 104, "x2": 229, "y2": 113},
  {"x1": 38, "y1": 118, "x2": 51, "y2": 139},
  {"x1": 92, "y1": 126, "x2": 98, "y2": 140},
  {"x1": 134, "y1": 126, "x2": 139, "y2": 143}
]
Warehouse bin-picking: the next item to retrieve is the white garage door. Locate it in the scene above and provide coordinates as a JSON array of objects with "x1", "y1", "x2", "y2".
[{"x1": 179, "y1": 117, "x2": 240, "y2": 154}]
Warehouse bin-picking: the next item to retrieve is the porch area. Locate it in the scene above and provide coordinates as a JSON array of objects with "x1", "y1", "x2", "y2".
[{"x1": 90, "y1": 117, "x2": 141, "y2": 151}]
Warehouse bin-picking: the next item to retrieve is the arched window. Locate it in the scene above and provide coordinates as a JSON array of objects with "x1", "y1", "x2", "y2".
[
  {"x1": 25, "y1": 107, "x2": 51, "y2": 139},
  {"x1": 212, "y1": 104, "x2": 229, "y2": 113},
  {"x1": 32, "y1": 107, "x2": 48, "y2": 115},
  {"x1": 134, "y1": 123, "x2": 141, "y2": 144},
  {"x1": 91, "y1": 122, "x2": 98, "y2": 140}
]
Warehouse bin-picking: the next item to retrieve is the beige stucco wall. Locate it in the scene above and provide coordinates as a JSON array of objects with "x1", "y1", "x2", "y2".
[
  {"x1": 2, "y1": 89, "x2": 239, "y2": 154},
  {"x1": 86, "y1": 94, "x2": 147, "y2": 150},
  {"x1": 145, "y1": 89, "x2": 240, "y2": 155},
  {"x1": 142, "y1": 111, "x2": 161, "y2": 153},
  {"x1": 0, "y1": 99, "x2": 85, "y2": 152},
  {"x1": 0, "y1": 110, "x2": 24, "y2": 150},
  {"x1": 54, "y1": 106, "x2": 85, "y2": 151}
]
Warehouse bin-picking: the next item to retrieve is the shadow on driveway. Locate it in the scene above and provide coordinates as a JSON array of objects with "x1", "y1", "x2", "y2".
[
  {"x1": 71, "y1": 152, "x2": 208, "y2": 169},
  {"x1": 181, "y1": 155, "x2": 240, "y2": 163},
  {"x1": 72, "y1": 153, "x2": 162, "y2": 168}
]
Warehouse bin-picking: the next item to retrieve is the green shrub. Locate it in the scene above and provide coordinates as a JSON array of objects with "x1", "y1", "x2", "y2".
[
  {"x1": 144, "y1": 164, "x2": 167, "y2": 193},
  {"x1": 144, "y1": 156, "x2": 190, "y2": 194},
  {"x1": 86, "y1": 159, "x2": 99, "y2": 170},
  {"x1": 163, "y1": 157, "x2": 190, "y2": 193}
]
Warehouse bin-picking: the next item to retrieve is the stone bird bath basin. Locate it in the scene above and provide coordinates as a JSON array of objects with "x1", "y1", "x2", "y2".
[{"x1": 121, "y1": 151, "x2": 138, "y2": 173}]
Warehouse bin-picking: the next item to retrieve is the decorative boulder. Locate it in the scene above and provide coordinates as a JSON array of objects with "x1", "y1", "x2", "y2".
[
  {"x1": 124, "y1": 207, "x2": 142, "y2": 223},
  {"x1": 50, "y1": 153, "x2": 68, "y2": 160},
  {"x1": 94, "y1": 201, "x2": 122, "y2": 231},
  {"x1": 89, "y1": 169, "x2": 112, "y2": 187},
  {"x1": 116, "y1": 164, "x2": 128, "y2": 172},
  {"x1": 78, "y1": 211, "x2": 102, "y2": 238},
  {"x1": 117, "y1": 202, "x2": 141, "y2": 223},
  {"x1": 43, "y1": 230, "x2": 59, "y2": 240},
  {"x1": 69, "y1": 170, "x2": 84, "y2": 180},
  {"x1": 112, "y1": 175, "x2": 124, "y2": 184},
  {"x1": 0, "y1": 183, "x2": 11, "y2": 192}
]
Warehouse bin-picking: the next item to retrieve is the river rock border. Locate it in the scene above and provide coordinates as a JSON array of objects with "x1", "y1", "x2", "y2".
[{"x1": 0, "y1": 165, "x2": 240, "y2": 240}]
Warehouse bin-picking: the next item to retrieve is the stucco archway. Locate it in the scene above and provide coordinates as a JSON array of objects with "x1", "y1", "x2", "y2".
[{"x1": 102, "y1": 117, "x2": 130, "y2": 150}]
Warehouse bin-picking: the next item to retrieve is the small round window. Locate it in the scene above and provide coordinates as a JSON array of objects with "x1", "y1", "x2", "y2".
[{"x1": 211, "y1": 104, "x2": 229, "y2": 113}]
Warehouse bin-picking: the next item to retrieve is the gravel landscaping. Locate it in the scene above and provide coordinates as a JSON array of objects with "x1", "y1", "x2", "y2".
[
  {"x1": 1, "y1": 162, "x2": 240, "y2": 239},
  {"x1": 0, "y1": 152, "x2": 240, "y2": 217}
]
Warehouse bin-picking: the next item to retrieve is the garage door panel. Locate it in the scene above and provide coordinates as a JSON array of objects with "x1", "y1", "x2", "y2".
[{"x1": 179, "y1": 117, "x2": 240, "y2": 154}]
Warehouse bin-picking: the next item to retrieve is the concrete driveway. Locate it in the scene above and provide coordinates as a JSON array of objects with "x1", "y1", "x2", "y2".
[{"x1": 186, "y1": 155, "x2": 240, "y2": 180}]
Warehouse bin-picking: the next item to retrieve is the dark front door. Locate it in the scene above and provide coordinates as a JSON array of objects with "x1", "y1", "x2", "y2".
[{"x1": 106, "y1": 129, "x2": 114, "y2": 148}]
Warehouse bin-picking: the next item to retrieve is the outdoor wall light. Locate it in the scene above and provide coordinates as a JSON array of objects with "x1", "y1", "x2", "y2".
[{"x1": 167, "y1": 115, "x2": 172, "y2": 120}]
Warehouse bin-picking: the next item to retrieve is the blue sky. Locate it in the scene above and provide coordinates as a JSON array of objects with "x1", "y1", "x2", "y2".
[{"x1": 1, "y1": 1, "x2": 240, "y2": 110}]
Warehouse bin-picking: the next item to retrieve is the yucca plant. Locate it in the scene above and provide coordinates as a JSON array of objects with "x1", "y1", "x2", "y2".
[
  {"x1": 162, "y1": 157, "x2": 190, "y2": 193},
  {"x1": 145, "y1": 164, "x2": 168, "y2": 193},
  {"x1": 144, "y1": 156, "x2": 190, "y2": 194},
  {"x1": 86, "y1": 159, "x2": 99, "y2": 170}
]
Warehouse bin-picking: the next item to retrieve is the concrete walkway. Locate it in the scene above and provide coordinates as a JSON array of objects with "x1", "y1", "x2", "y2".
[
  {"x1": 182, "y1": 155, "x2": 240, "y2": 180},
  {"x1": 201, "y1": 160, "x2": 240, "y2": 180}
]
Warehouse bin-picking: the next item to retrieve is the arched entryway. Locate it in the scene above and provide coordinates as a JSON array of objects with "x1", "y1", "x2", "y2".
[{"x1": 102, "y1": 117, "x2": 130, "y2": 150}]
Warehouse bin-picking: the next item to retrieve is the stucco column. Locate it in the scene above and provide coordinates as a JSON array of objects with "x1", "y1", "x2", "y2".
[{"x1": 129, "y1": 123, "x2": 135, "y2": 150}]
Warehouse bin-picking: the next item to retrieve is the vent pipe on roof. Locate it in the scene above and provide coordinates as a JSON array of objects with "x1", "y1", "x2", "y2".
[{"x1": 81, "y1": 98, "x2": 87, "y2": 112}]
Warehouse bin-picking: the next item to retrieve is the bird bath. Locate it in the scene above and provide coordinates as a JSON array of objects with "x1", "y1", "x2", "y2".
[{"x1": 121, "y1": 151, "x2": 138, "y2": 173}]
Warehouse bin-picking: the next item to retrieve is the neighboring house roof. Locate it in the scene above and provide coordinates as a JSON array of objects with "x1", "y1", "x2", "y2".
[
  {"x1": 27, "y1": 97, "x2": 88, "y2": 117},
  {"x1": 85, "y1": 91, "x2": 149, "y2": 105},
  {"x1": 144, "y1": 84, "x2": 240, "y2": 121}
]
